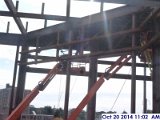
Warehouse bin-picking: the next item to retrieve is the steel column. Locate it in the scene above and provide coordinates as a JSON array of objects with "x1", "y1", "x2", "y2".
[
  {"x1": 4, "y1": 1, "x2": 28, "y2": 119},
  {"x1": 64, "y1": 47, "x2": 72, "y2": 120},
  {"x1": 131, "y1": 14, "x2": 136, "y2": 113},
  {"x1": 143, "y1": 62, "x2": 147, "y2": 113},
  {"x1": 87, "y1": 57, "x2": 97, "y2": 120},
  {"x1": 64, "y1": 1, "x2": 71, "y2": 119},
  {"x1": 64, "y1": 61, "x2": 71, "y2": 120},
  {"x1": 100, "y1": 1, "x2": 104, "y2": 12},
  {"x1": 153, "y1": 46, "x2": 160, "y2": 113},
  {"x1": 15, "y1": 45, "x2": 28, "y2": 120},
  {"x1": 152, "y1": 18, "x2": 160, "y2": 113},
  {"x1": 9, "y1": 43, "x2": 20, "y2": 114}
]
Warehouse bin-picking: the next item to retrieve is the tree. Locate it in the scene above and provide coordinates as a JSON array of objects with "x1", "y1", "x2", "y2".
[
  {"x1": 78, "y1": 110, "x2": 86, "y2": 120},
  {"x1": 43, "y1": 106, "x2": 53, "y2": 115},
  {"x1": 122, "y1": 110, "x2": 127, "y2": 114},
  {"x1": 146, "y1": 110, "x2": 152, "y2": 113},
  {"x1": 53, "y1": 108, "x2": 64, "y2": 117},
  {"x1": 107, "y1": 111, "x2": 117, "y2": 114}
]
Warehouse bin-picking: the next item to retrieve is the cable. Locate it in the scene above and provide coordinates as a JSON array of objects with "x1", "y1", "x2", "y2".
[
  {"x1": 110, "y1": 68, "x2": 131, "y2": 111},
  {"x1": 70, "y1": 77, "x2": 77, "y2": 95},
  {"x1": 110, "y1": 80, "x2": 126, "y2": 111},
  {"x1": 57, "y1": 76, "x2": 62, "y2": 108}
]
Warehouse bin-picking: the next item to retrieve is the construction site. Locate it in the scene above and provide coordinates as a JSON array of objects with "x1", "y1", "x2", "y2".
[{"x1": 0, "y1": 0, "x2": 160, "y2": 120}]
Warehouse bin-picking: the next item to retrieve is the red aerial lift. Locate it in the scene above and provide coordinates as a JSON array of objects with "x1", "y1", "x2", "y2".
[
  {"x1": 6, "y1": 55, "x2": 131, "y2": 120},
  {"x1": 67, "y1": 55, "x2": 131, "y2": 120},
  {"x1": 6, "y1": 62, "x2": 63, "y2": 120}
]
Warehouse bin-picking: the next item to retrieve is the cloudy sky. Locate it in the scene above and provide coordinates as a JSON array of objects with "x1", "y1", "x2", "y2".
[{"x1": 0, "y1": 0, "x2": 153, "y2": 113}]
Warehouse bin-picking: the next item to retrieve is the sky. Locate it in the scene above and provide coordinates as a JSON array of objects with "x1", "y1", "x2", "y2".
[{"x1": 0, "y1": 0, "x2": 153, "y2": 113}]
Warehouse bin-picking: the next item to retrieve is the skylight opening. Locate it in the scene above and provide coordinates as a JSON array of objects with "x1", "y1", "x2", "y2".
[
  {"x1": 103, "y1": 3, "x2": 125, "y2": 11},
  {"x1": 70, "y1": 1, "x2": 100, "y2": 17},
  {"x1": 47, "y1": 20, "x2": 65, "y2": 27}
]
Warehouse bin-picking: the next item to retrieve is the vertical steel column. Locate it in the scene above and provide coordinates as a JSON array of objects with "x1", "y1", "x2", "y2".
[
  {"x1": 9, "y1": 1, "x2": 20, "y2": 113},
  {"x1": 100, "y1": 1, "x2": 104, "y2": 12},
  {"x1": 143, "y1": 63, "x2": 147, "y2": 113},
  {"x1": 153, "y1": 46, "x2": 160, "y2": 113},
  {"x1": 64, "y1": 47, "x2": 72, "y2": 120},
  {"x1": 87, "y1": 57, "x2": 97, "y2": 120},
  {"x1": 153, "y1": 18, "x2": 160, "y2": 113},
  {"x1": 9, "y1": 41, "x2": 20, "y2": 114},
  {"x1": 15, "y1": 39, "x2": 28, "y2": 120},
  {"x1": 64, "y1": 0, "x2": 71, "y2": 119},
  {"x1": 15, "y1": 1, "x2": 19, "y2": 11},
  {"x1": 66, "y1": 0, "x2": 71, "y2": 19},
  {"x1": 6, "y1": 22, "x2": 10, "y2": 33},
  {"x1": 131, "y1": 14, "x2": 136, "y2": 113}
]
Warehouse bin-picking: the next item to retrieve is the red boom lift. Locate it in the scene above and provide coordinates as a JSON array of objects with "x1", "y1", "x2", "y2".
[
  {"x1": 6, "y1": 62, "x2": 63, "y2": 120},
  {"x1": 6, "y1": 55, "x2": 131, "y2": 120},
  {"x1": 67, "y1": 55, "x2": 131, "y2": 120}
]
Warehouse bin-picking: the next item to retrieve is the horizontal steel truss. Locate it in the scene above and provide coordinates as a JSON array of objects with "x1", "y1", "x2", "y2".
[
  {"x1": 0, "y1": 11, "x2": 78, "y2": 21},
  {"x1": 26, "y1": 67, "x2": 151, "y2": 81}
]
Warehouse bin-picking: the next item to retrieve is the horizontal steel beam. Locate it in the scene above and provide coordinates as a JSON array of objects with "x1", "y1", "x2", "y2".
[
  {"x1": 27, "y1": 54, "x2": 148, "y2": 67},
  {"x1": 0, "y1": 33, "x2": 23, "y2": 46},
  {"x1": 76, "y1": 0, "x2": 160, "y2": 7},
  {"x1": 27, "y1": 6, "x2": 142, "y2": 39},
  {"x1": 26, "y1": 67, "x2": 151, "y2": 81},
  {"x1": 0, "y1": 11, "x2": 78, "y2": 21},
  {"x1": 23, "y1": 28, "x2": 140, "y2": 53},
  {"x1": 21, "y1": 46, "x2": 139, "y2": 65}
]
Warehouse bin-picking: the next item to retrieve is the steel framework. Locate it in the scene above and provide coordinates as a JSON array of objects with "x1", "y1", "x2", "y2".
[{"x1": 0, "y1": 0, "x2": 160, "y2": 120}]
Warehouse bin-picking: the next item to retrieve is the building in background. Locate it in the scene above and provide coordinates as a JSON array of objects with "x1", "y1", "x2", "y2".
[{"x1": 0, "y1": 84, "x2": 31, "y2": 115}]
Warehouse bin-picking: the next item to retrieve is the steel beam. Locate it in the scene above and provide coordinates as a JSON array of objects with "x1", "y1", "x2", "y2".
[
  {"x1": 87, "y1": 57, "x2": 97, "y2": 120},
  {"x1": 131, "y1": 14, "x2": 136, "y2": 113},
  {"x1": 23, "y1": 28, "x2": 140, "y2": 53},
  {"x1": 27, "y1": 6, "x2": 142, "y2": 39},
  {"x1": 9, "y1": 38, "x2": 21, "y2": 114},
  {"x1": 4, "y1": 1, "x2": 28, "y2": 119},
  {"x1": 4, "y1": 0, "x2": 27, "y2": 34},
  {"x1": 64, "y1": 46, "x2": 72, "y2": 120},
  {"x1": 27, "y1": 54, "x2": 148, "y2": 67},
  {"x1": 153, "y1": 46, "x2": 160, "y2": 113},
  {"x1": 76, "y1": 0, "x2": 160, "y2": 7},
  {"x1": 21, "y1": 46, "x2": 140, "y2": 65},
  {"x1": 26, "y1": 67, "x2": 151, "y2": 81},
  {"x1": 0, "y1": 11, "x2": 78, "y2": 21},
  {"x1": 68, "y1": 76, "x2": 104, "y2": 120},
  {"x1": 0, "y1": 33, "x2": 23, "y2": 46},
  {"x1": 143, "y1": 63, "x2": 147, "y2": 113},
  {"x1": 64, "y1": 61, "x2": 71, "y2": 120},
  {"x1": 64, "y1": 0, "x2": 72, "y2": 115},
  {"x1": 152, "y1": 19, "x2": 160, "y2": 113}
]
